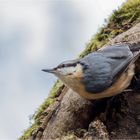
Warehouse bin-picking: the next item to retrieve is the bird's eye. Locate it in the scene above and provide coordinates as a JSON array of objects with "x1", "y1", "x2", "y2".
[
  {"x1": 57, "y1": 62, "x2": 78, "y2": 70},
  {"x1": 57, "y1": 64, "x2": 65, "y2": 68},
  {"x1": 60, "y1": 64, "x2": 64, "y2": 68}
]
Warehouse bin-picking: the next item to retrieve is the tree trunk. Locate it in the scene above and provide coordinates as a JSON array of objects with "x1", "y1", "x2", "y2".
[{"x1": 32, "y1": 23, "x2": 140, "y2": 140}]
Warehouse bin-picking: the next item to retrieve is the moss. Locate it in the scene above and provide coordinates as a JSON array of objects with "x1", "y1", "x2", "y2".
[
  {"x1": 33, "y1": 80, "x2": 63, "y2": 121},
  {"x1": 20, "y1": 0, "x2": 140, "y2": 139},
  {"x1": 80, "y1": 0, "x2": 140, "y2": 57},
  {"x1": 20, "y1": 124, "x2": 38, "y2": 140},
  {"x1": 20, "y1": 80, "x2": 64, "y2": 140}
]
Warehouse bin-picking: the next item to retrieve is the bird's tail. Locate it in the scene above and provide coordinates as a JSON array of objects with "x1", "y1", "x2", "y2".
[
  {"x1": 127, "y1": 42, "x2": 140, "y2": 65},
  {"x1": 128, "y1": 42, "x2": 140, "y2": 76},
  {"x1": 128, "y1": 42, "x2": 140, "y2": 52},
  {"x1": 127, "y1": 42, "x2": 140, "y2": 91}
]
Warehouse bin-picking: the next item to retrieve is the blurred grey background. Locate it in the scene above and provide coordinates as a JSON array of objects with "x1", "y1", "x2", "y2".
[{"x1": 0, "y1": 0, "x2": 125, "y2": 139}]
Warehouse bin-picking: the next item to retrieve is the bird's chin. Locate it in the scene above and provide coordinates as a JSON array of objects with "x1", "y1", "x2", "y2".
[
  {"x1": 54, "y1": 74, "x2": 64, "y2": 82},
  {"x1": 55, "y1": 75, "x2": 67, "y2": 84}
]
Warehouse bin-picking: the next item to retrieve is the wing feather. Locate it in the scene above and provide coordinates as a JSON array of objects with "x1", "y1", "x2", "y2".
[{"x1": 81, "y1": 44, "x2": 140, "y2": 93}]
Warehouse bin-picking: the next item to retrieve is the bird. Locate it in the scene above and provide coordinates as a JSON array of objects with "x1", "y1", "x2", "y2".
[{"x1": 42, "y1": 43, "x2": 140, "y2": 100}]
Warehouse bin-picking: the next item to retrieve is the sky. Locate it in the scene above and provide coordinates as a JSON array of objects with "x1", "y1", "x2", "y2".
[{"x1": 0, "y1": 0, "x2": 126, "y2": 139}]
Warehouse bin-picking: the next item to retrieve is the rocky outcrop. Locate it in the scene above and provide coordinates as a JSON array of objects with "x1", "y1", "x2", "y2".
[{"x1": 31, "y1": 23, "x2": 140, "y2": 140}]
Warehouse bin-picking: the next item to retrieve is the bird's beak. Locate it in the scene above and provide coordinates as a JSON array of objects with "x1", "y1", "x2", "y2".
[{"x1": 42, "y1": 68, "x2": 56, "y2": 74}]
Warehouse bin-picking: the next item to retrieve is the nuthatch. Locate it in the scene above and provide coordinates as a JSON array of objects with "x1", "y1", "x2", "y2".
[{"x1": 42, "y1": 43, "x2": 140, "y2": 100}]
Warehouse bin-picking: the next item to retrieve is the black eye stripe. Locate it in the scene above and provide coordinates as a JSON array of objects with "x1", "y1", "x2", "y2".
[{"x1": 57, "y1": 62, "x2": 78, "y2": 69}]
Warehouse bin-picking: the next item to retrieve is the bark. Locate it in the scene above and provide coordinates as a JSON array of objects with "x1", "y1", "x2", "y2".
[{"x1": 33, "y1": 23, "x2": 140, "y2": 140}]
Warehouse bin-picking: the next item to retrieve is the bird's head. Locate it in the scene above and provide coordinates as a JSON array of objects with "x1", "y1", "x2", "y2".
[{"x1": 42, "y1": 59, "x2": 84, "y2": 84}]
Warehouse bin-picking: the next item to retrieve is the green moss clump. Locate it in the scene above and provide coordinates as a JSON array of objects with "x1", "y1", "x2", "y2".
[
  {"x1": 20, "y1": 0, "x2": 140, "y2": 139},
  {"x1": 33, "y1": 80, "x2": 63, "y2": 121},
  {"x1": 20, "y1": 80, "x2": 63, "y2": 140},
  {"x1": 80, "y1": 0, "x2": 140, "y2": 57},
  {"x1": 20, "y1": 124, "x2": 38, "y2": 140}
]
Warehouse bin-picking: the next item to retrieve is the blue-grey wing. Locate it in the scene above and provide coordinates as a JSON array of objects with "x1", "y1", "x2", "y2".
[
  {"x1": 81, "y1": 44, "x2": 134, "y2": 93},
  {"x1": 98, "y1": 44, "x2": 134, "y2": 79}
]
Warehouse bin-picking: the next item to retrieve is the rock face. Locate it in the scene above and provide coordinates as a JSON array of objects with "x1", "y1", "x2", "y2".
[{"x1": 32, "y1": 23, "x2": 140, "y2": 140}]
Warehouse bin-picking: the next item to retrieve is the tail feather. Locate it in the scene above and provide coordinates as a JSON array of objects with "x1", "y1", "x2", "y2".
[
  {"x1": 128, "y1": 42, "x2": 140, "y2": 52},
  {"x1": 119, "y1": 44, "x2": 140, "y2": 75},
  {"x1": 130, "y1": 50, "x2": 140, "y2": 66},
  {"x1": 127, "y1": 42, "x2": 140, "y2": 65}
]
